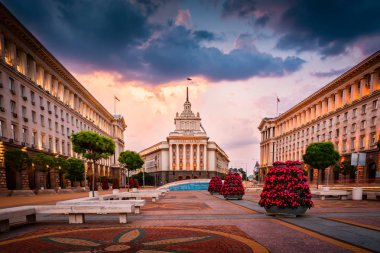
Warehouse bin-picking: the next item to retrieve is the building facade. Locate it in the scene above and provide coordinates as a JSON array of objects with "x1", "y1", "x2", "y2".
[
  {"x1": 0, "y1": 3, "x2": 127, "y2": 191},
  {"x1": 258, "y1": 51, "x2": 380, "y2": 183},
  {"x1": 139, "y1": 88, "x2": 229, "y2": 184}
]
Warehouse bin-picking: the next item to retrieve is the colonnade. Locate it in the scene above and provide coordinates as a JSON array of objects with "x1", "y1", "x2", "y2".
[{"x1": 169, "y1": 143, "x2": 207, "y2": 170}]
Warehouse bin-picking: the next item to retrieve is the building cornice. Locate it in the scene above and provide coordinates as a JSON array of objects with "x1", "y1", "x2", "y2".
[
  {"x1": 275, "y1": 50, "x2": 380, "y2": 122},
  {"x1": 0, "y1": 3, "x2": 114, "y2": 119}
]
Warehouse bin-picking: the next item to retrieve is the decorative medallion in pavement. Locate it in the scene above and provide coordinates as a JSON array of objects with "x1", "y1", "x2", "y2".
[
  {"x1": 142, "y1": 202, "x2": 210, "y2": 211},
  {"x1": 0, "y1": 226, "x2": 267, "y2": 253}
]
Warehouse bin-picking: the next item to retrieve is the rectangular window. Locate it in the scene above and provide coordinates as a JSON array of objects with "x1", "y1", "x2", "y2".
[
  {"x1": 9, "y1": 77, "x2": 15, "y2": 93},
  {"x1": 11, "y1": 124, "x2": 16, "y2": 140},
  {"x1": 373, "y1": 99, "x2": 378, "y2": 109},
  {"x1": 351, "y1": 123, "x2": 356, "y2": 132},
  {"x1": 22, "y1": 128, "x2": 27, "y2": 143},
  {"x1": 0, "y1": 95, "x2": 3, "y2": 108},
  {"x1": 335, "y1": 129, "x2": 340, "y2": 137},
  {"x1": 21, "y1": 85, "x2": 25, "y2": 97},
  {"x1": 344, "y1": 112, "x2": 348, "y2": 120},
  {"x1": 329, "y1": 118, "x2": 333, "y2": 126},
  {"x1": 30, "y1": 91, "x2": 35, "y2": 104},
  {"x1": 0, "y1": 120, "x2": 3, "y2": 137},
  {"x1": 22, "y1": 106, "x2": 26, "y2": 118},
  {"x1": 40, "y1": 115, "x2": 45, "y2": 127},
  {"x1": 371, "y1": 116, "x2": 377, "y2": 126},
  {"x1": 351, "y1": 138, "x2": 356, "y2": 150},
  {"x1": 32, "y1": 131, "x2": 37, "y2": 145},
  {"x1": 48, "y1": 118, "x2": 52, "y2": 130},
  {"x1": 32, "y1": 111, "x2": 36, "y2": 123},
  {"x1": 55, "y1": 122, "x2": 59, "y2": 133},
  {"x1": 61, "y1": 125, "x2": 64, "y2": 135},
  {"x1": 66, "y1": 127, "x2": 69, "y2": 137},
  {"x1": 342, "y1": 140, "x2": 347, "y2": 152},
  {"x1": 352, "y1": 108, "x2": 357, "y2": 117},
  {"x1": 47, "y1": 101, "x2": 51, "y2": 112},
  {"x1": 362, "y1": 104, "x2": 366, "y2": 114},
  {"x1": 343, "y1": 126, "x2": 347, "y2": 134},
  {"x1": 359, "y1": 136, "x2": 365, "y2": 148},
  {"x1": 371, "y1": 133, "x2": 377, "y2": 145},
  {"x1": 66, "y1": 113, "x2": 69, "y2": 123},
  {"x1": 336, "y1": 115, "x2": 340, "y2": 122},
  {"x1": 10, "y1": 100, "x2": 16, "y2": 113},
  {"x1": 54, "y1": 105, "x2": 58, "y2": 116},
  {"x1": 360, "y1": 120, "x2": 366, "y2": 129}
]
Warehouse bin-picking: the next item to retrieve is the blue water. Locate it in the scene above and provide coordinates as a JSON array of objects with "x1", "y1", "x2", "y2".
[{"x1": 169, "y1": 182, "x2": 209, "y2": 191}]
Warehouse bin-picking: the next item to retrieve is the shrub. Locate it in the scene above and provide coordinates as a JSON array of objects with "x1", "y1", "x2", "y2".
[
  {"x1": 208, "y1": 176, "x2": 222, "y2": 194},
  {"x1": 220, "y1": 172, "x2": 245, "y2": 197},
  {"x1": 259, "y1": 162, "x2": 313, "y2": 209},
  {"x1": 128, "y1": 177, "x2": 139, "y2": 189}
]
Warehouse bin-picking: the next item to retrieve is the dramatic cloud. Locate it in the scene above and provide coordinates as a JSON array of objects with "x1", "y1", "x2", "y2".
[
  {"x1": 221, "y1": 0, "x2": 380, "y2": 57},
  {"x1": 3, "y1": 0, "x2": 304, "y2": 84},
  {"x1": 311, "y1": 68, "x2": 349, "y2": 78}
]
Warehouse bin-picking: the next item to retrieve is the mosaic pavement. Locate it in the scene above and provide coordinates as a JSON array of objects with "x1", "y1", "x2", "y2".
[{"x1": 0, "y1": 190, "x2": 379, "y2": 253}]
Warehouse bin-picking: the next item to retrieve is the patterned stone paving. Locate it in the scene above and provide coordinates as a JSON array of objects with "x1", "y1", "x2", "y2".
[{"x1": 0, "y1": 189, "x2": 380, "y2": 252}]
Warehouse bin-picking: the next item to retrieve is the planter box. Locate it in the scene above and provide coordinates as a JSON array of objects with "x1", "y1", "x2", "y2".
[
  {"x1": 265, "y1": 206, "x2": 308, "y2": 217},
  {"x1": 223, "y1": 194, "x2": 243, "y2": 200}
]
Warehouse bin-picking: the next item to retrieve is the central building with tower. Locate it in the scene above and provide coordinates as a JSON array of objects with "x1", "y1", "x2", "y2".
[{"x1": 139, "y1": 88, "x2": 229, "y2": 184}]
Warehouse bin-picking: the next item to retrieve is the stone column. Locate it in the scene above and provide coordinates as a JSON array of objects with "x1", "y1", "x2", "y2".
[
  {"x1": 182, "y1": 144, "x2": 186, "y2": 170},
  {"x1": 190, "y1": 144, "x2": 193, "y2": 171},
  {"x1": 169, "y1": 144, "x2": 173, "y2": 170},
  {"x1": 203, "y1": 144, "x2": 207, "y2": 171},
  {"x1": 305, "y1": 108, "x2": 310, "y2": 123},
  {"x1": 360, "y1": 77, "x2": 370, "y2": 97},
  {"x1": 342, "y1": 87, "x2": 349, "y2": 106},
  {"x1": 19, "y1": 51, "x2": 27, "y2": 75},
  {"x1": 351, "y1": 82, "x2": 359, "y2": 101},
  {"x1": 0, "y1": 32, "x2": 4, "y2": 60},
  {"x1": 335, "y1": 91, "x2": 342, "y2": 109},
  {"x1": 0, "y1": 166, "x2": 7, "y2": 190},
  {"x1": 44, "y1": 72, "x2": 51, "y2": 92},
  {"x1": 197, "y1": 144, "x2": 201, "y2": 170},
  {"x1": 21, "y1": 170, "x2": 30, "y2": 190},
  {"x1": 315, "y1": 103, "x2": 320, "y2": 118},
  {"x1": 36, "y1": 66, "x2": 44, "y2": 87},
  {"x1": 328, "y1": 96, "x2": 334, "y2": 112},
  {"x1": 370, "y1": 71, "x2": 379, "y2": 92},
  {"x1": 176, "y1": 144, "x2": 179, "y2": 170}
]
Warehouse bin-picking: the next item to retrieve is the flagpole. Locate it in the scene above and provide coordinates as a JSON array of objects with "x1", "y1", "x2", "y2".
[{"x1": 276, "y1": 97, "x2": 279, "y2": 116}]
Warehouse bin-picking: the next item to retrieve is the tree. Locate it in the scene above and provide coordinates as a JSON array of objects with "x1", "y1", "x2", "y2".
[
  {"x1": 5, "y1": 148, "x2": 31, "y2": 172},
  {"x1": 33, "y1": 153, "x2": 54, "y2": 172},
  {"x1": 303, "y1": 142, "x2": 340, "y2": 189},
  {"x1": 118, "y1": 150, "x2": 144, "y2": 190},
  {"x1": 132, "y1": 172, "x2": 154, "y2": 186},
  {"x1": 238, "y1": 168, "x2": 247, "y2": 181},
  {"x1": 54, "y1": 157, "x2": 70, "y2": 174},
  {"x1": 66, "y1": 158, "x2": 85, "y2": 185},
  {"x1": 71, "y1": 131, "x2": 115, "y2": 196}
]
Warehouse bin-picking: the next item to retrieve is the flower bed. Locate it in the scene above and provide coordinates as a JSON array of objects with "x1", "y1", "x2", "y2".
[
  {"x1": 259, "y1": 161, "x2": 313, "y2": 211},
  {"x1": 208, "y1": 176, "x2": 222, "y2": 194},
  {"x1": 220, "y1": 172, "x2": 245, "y2": 199}
]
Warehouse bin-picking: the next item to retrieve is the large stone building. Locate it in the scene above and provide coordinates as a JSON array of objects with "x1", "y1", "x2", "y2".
[
  {"x1": 139, "y1": 88, "x2": 229, "y2": 184},
  {"x1": 258, "y1": 50, "x2": 380, "y2": 183},
  {"x1": 0, "y1": 3, "x2": 127, "y2": 191}
]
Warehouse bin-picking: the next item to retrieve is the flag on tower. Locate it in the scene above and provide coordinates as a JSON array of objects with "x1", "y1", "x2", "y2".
[{"x1": 114, "y1": 96, "x2": 120, "y2": 101}]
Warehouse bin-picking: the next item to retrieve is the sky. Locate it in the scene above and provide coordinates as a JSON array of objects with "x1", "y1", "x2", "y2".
[{"x1": 3, "y1": 0, "x2": 380, "y2": 175}]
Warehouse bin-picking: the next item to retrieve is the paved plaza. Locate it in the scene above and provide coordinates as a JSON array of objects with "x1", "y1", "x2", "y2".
[{"x1": 0, "y1": 190, "x2": 379, "y2": 253}]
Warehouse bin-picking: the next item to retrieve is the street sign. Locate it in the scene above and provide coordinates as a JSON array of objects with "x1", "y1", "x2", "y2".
[{"x1": 351, "y1": 152, "x2": 366, "y2": 166}]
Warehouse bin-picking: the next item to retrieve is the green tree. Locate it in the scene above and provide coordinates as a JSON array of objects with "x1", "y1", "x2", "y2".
[
  {"x1": 303, "y1": 142, "x2": 340, "y2": 189},
  {"x1": 118, "y1": 150, "x2": 144, "y2": 190},
  {"x1": 238, "y1": 168, "x2": 247, "y2": 181},
  {"x1": 54, "y1": 157, "x2": 70, "y2": 174},
  {"x1": 71, "y1": 131, "x2": 115, "y2": 196},
  {"x1": 5, "y1": 148, "x2": 31, "y2": 171},
  {"x1": 33, "y1": 153, "x2": 54, "y2": 172},
  {"x1": 66, "y1": 158, "x2": 85, "y2": 185}
]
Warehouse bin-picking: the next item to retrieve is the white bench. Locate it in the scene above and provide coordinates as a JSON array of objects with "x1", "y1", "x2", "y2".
[
  {"x1": 116, "y1": 192, "x2": 160, "y2": 202},
  {"x1": 362, "y1": 191, "x2": 380, "y2": 200},
  {"x1": 56, "y1": 200, "x2": 145, "y2": 214},
  {"x1": 0, "y1": 206, "x2": 36, "y2": 232},
  {"x1": 314, "y1": 190, "x2": 349, "y2": 200},
  {"x1": 35, "y1": 204, "x2": 135, "y2": 224}
]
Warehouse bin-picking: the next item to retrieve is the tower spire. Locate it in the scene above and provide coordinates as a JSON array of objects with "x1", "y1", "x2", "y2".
[{"x1": 186, "y1": 86, "x2": 189, "y2": 102}]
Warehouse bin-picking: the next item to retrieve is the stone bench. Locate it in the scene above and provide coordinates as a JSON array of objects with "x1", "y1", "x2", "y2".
[
  {"x1": 56, "y1": 200, "x2": 145, "y2": 214},
  {"x1": 35, "y1": 204, "x2": 135, "y2": 224},
  {"x1": 314, "y1": 190, "x2": 349, "y2": 200},
  {"x1": 362, "y1": 191, "x2": 380, "y2": 200},
  {"x1": 117, "y1": 192, "x2": 160, "y2": 202},
  {"x1": 0, "y1": 206, "x2": 36, "y2": 232}
]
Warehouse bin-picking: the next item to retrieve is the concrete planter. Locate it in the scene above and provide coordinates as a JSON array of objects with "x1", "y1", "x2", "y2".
[
  {"x1": 89, "y1": 191, "x2": 99, "y2": 197},
  {"x1": 352, "y1": 187, "x2": 363, "y2": 200},
  {"x1": 265, "y1": 206, "x2": 308, "y2": 217},
  {"x1": 112, "y1": 189, "x2": 120, "y2": 194},
  {"x1": 223, "y1": 194, "x2": 243, "y2": 200}
]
